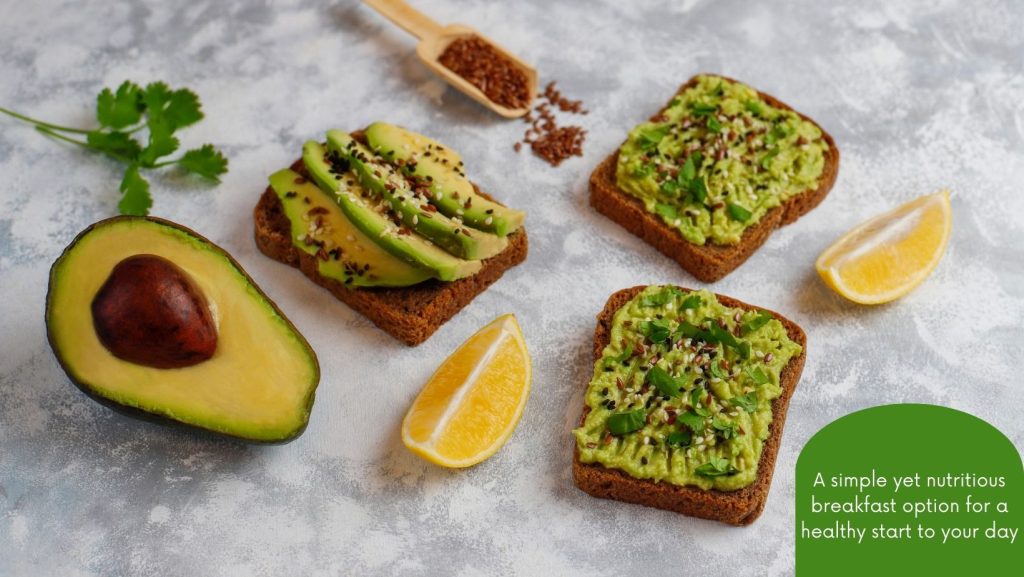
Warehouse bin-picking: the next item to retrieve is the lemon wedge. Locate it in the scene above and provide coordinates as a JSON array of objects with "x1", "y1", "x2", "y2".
[
  {"x1": 816, "y1": 190, "x2": 952, "y2": 304},
  {"x1": 401, "y1": 314, "x2": 532, "y2": 467}
]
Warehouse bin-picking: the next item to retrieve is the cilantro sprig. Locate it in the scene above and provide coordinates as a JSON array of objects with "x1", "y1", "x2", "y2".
[{"x1": 0, "y1": 80, "x2": 228, "y2": 215}]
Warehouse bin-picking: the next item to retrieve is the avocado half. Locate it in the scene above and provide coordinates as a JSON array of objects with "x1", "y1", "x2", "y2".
[{"x1": 45, "y1": 216, "x2": 320, "y2": 443}]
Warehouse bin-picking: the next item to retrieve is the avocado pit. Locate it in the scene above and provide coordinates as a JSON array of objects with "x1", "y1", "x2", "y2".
[{"x1": 91, "y1": 254, "x2": 217, "y2": 369}]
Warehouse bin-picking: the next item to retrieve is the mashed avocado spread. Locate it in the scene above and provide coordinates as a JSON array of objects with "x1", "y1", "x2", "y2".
[
  {"x1": 615, "y1": 75, "x2": 828, "y2": 246},
  {"x1": 573, "y1": 286, "x2": 802, "y2": 491}
]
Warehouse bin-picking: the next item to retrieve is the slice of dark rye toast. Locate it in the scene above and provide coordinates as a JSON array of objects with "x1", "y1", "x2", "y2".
[
  {"x1": 590, "y1": 74, "x2": 840, "y2": 283},
  {"x1": 572, "y1": 286, "x2": 806, "y2": 525},
  {"x1": 254, "y1": 158, "x2": 528, "y2": 346}
]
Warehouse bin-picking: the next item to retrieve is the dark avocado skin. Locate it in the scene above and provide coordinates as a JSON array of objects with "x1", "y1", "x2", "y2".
[{"x1": 45, "y1": 215, "x2": 320, "y2": 445}]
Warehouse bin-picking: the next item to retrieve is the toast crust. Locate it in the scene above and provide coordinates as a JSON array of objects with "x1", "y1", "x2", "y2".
[
  {"x1": 589, "y1": 74, "x2": 840, "y2": 282},
  {"x1": 572, "y1": 286, "x2": 806, "y2": 525},
  {"x1": 254, "y1": 158, "x2": 527, "y2": 346}
]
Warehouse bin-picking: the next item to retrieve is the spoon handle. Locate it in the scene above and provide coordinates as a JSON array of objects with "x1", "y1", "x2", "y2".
[{"x1": 363, "y1": 0, "x2": 442, "y2": 40}]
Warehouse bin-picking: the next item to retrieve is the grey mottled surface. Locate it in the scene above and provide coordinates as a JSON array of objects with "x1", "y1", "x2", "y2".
[{"x1": 1, "y1": 1, "x2": 1022, "y2": 575}]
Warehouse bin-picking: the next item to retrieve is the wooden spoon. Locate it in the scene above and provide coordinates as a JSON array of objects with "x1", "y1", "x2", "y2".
[{"x1": 363, "y1": 0, "x2": 537, "y2": 118}]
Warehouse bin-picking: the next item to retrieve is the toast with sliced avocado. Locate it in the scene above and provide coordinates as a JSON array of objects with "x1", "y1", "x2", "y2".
[{"x1": 254, "y1": 124, "x2": 527, "y2": 346}]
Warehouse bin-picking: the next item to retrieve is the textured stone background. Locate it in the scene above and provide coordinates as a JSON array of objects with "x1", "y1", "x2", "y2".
[{"x1": 1, "y1": 1, "x2": 1022, "y2": 575}]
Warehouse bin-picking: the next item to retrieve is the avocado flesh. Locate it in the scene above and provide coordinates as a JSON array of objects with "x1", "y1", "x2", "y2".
[
  {"x1": 269, "y1": 169, "x2": 433, "y2": 288},
  {"x1": 46, "y1": 216, "x2": 320, "y2": 443},
  {"x1": 302, "y1": 141, "x2": 481, "y2": 282},
  {"x1": 365, "y1": 122, "x2": 525, "y2": 236},
  {"x1": 326, "y1": 130, "x2": 508, "y2": 260}
]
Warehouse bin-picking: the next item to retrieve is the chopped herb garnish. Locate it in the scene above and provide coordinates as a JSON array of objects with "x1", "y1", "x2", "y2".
[
  {"x1": 666, "y1": 429, "x2": 693, "y2": 447},
  {"x1": 745, "y1": 366, "x2": 770, "y2": 385},
  {"x1": 765, "y1": 124, "x2": 788, "y2": 145},
  {"x1": 761, "y1": 148, "x2": 781, "y2": 170},
  {"x1": 742, "y1": 311, "x2": 774, "y2": 335},
  {"x1": 707, "y1": 116, "x2": 723, "y2": 133},
  {"x1": 690, "y1": 102, "x2": 717, "y2": 117},
  {"x1": 713, "y1": 415, "x2": 739, "y2": 439},
  {"x1": 639, "y1": 286, "x2": 683, "y2": 307},
  {"x1": 632, "y1": 162, "x2": 655, "y2": 179},
  {"x1": 637, "y1": 124, "x2": 670, "y2": 151},
  {"x1": 689, "y1": 177, "x2": 707, "y2": 203},
  {"x1": 731, "y1": 393, "x2": 758, "y2": 413},
  {"x1": 639, "y1": 318, "x2": 672, "y2": 343},
  {"x1": 605, "y1": 344, "x2": 634, "y2": 368},
  {"x1": 655, "y1": 201, "x2": 678, "y2": 219},
  {"x1": 695, "y1": 457, "x2": 738, "y2": 477},
  {"x1": 691, "y1": 387, "x2": 711, "y2": 417},
  {"x1": 709, "y1": 360, "x2": 727, "y2": 379},
  {"x1": 647, "y1": 366, "x2": 682, "y2": 398},
  {"x1": 677, "y1": 410, "x2": 706, "y2": 432},
  {"x1": 681, "y1": 154, "x2": 697, "y2": 182},
  {"x1": 727, "y1": 202, "x2": 752, "y2": 222},
  {"x1": 680, "y1": 294, "x2": 702, "y2": 310},
  {"x1": 607, "y1": 409, "x2": 646, "y2": 436}
]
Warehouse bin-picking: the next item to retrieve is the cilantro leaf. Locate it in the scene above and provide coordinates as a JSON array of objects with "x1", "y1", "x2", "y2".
[
  {"x1": 745, "y1": 366, "x2": 770, "y2": 385},
  {"x1": 709, "y1": 359, "x2": 727, "y2": 379},
  {"x1": 691, "y1": 387, "x2": 710, "y2": 416},
  {"x1": 646, "y1": 366, "x2": 682, "y2": 398},
  {"x1": 744, "y1": 100, "x2": 764, "y2": 116},
  {"x1": 179, "y1": 144, "x2": 229, "y2": 181},
  {"x1": 707, "y1": 115, "x2": 723, "y2": 133},
  {"x1": 632, "y1": 162, "x2": 655, "y2": 179},
  {"x1": 742, "y1": 311, "x2": 774, "y2": 335},
  {"x1": 638, "y1": 318, "x2": 672, "y2": 343},
  {"x1": 731, "y1": 393, "x2": 758, "y2": 413},
  {"x1": 86, "y1": 130, "x2": 141, "y2": 162},
  {"x1": 681, "y1": 154, "x2": 697, "y2": 182},
  {"x1": 680, "y1": 294, "x2": 702, "y2": 309},
  {"x1": 695, "y1": 457, "x2": 738, "y2": 477},
  {"x1": 118, "y1": 165, "x2": 152, "y2": 216},
  {"x1": 0, "y1": 79, "x2": 227, "y2": 217},
  {"x1": 689, "y1": 177, "x2": 707, "y2": 204},
  {"x1": 639, "y1": 286, "x2": 682, "y2": 307},
  {"x1": 655, "y1": 202, "x2": 679, "y2": 221},
  {"x1": 766, "y1": 124, "x2": 788, "y2": 145},
  {"x1": 605, "y1": 344, "x2": 634, "y2": 368},
  {"x1": 138, "y1": 115, "x2": 180, "y2": 166},
  {"x1": 144, "y1": 82, "x2": 203, "y2": 131},
  {"x1": 607, "y1": 409, "x2": 646, "y2": 436},
  {"x1": 666, "y1": 429, "x2": 692, "y2": 447},
  {"x1": 712, "y1": 415, "x2": 739, "y2": 439},
  {"x1": 677, "y1": 410, "x2": 706, "y2": 433},
  {"x1": 96, "y1": 81, "x2": 143, "y2": 129},
  {"x1": 636, "y1": 124, "x2": 670, "y2": 151},
  {"x1": 690, "y1": 102, "x2": 717, "y2": 117},
  {"x1": 761, "y1": 148, "x2": 781, "y2": 170},
  {"x1": 727, "y1": 202, "x2": 752, "y2": 222}
]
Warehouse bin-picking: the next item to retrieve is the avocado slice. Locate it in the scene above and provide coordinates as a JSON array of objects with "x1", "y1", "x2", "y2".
[
  {"x1": 45, "y1": 216, "x2": 320, "y2": 443},
  {"x1": 364, "y1": 122, "x2": 525, "y2": 236},
  {"x1": 326, "y1": 130, "x2": 508, "y2": 260},
  {"x1": 301, "y1": 141, "x2": 481, "y2": 282},
  {"x1": 269, "y1": 168, "x2": 433, "y2": 287}
]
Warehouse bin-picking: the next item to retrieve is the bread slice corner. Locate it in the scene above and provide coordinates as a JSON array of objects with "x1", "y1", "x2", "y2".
[
  {"x1": 589, "y1": 74, "x2": 840, "y2": 282},
  {"x1": 572, "y1": 285, "x2": 806, "y2": 525}
]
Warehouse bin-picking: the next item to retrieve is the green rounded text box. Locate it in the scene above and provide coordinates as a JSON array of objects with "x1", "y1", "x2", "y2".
[{"x1": 796, "y1": 404, "x2": 1022, "y2": 574}]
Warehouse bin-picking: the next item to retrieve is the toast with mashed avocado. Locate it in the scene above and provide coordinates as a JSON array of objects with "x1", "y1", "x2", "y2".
[
  {"x1": 590, "y1": 74, "x2": 839, "y2": 281},
  {"x1": 572, "y1": 285, "x2": 806, "y2": 525},
  {"x1": 254, "y1": 124, "x2": 527, "y2": 346}
]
